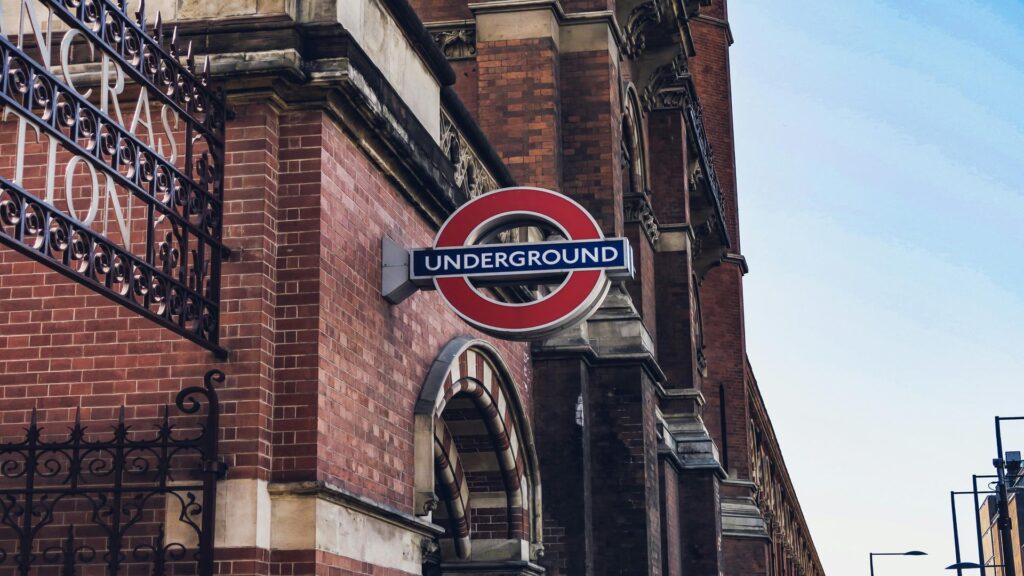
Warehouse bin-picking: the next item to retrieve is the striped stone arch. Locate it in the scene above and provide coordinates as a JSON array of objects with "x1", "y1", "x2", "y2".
[{"x1": 415, "y1": 337, "x2": 543, "y2": 564}]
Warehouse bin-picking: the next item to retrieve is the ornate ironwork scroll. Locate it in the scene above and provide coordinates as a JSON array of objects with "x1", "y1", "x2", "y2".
[
  {"x1": 0, "y1": 0, "x2": 228, "y2": 357},
  {"x1": 0, "y1": 369, "x2": 226, "y2": 576}
]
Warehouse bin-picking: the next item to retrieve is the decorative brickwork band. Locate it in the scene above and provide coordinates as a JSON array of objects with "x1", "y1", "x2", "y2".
[
  {"x1": 434, "y1": 421, "x2": 472, "y2": 558},
  {"x1": 415, "y1": 337, "x2": 544, "y2": 563}
]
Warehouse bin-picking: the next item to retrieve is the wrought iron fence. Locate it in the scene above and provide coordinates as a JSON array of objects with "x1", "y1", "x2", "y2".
[
  {"x1": 0, "y1": 0, "x2": 228, "y2": 357},
  {"x1": 0, "y1": 370, "x2": 226, "y2": 576}
]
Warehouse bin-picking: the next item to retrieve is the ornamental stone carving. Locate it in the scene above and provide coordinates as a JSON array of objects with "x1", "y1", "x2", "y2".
[
  {"x1": 622, "y1": 0, "x2": 664, "y2": 58},
  {"x1": 430, "y1": 25, "x2": 477, "y2": 60},
  {"x1": 441, "y1": 109, "x2": 499, "y2": 199},
  {"x1": 624, "y1": 192, "x2": 660, "y2": 244}
]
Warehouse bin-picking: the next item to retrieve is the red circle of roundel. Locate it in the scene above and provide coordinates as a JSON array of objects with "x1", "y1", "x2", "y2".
[{"x1": 433, "y1": 187, "x2": 610, "y2": 339}]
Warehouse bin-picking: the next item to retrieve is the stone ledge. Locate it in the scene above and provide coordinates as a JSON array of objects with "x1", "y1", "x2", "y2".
[{"x1": 268, "y1": 480, "x2": 445, "y2": 538}]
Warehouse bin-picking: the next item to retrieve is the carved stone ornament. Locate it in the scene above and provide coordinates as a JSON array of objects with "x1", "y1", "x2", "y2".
[
  {"x1": 641, "y1": 52, "x2": 690, "y2": 111},
  {"x1": 440, "y1": 109, "x2": 499, "y2": 199},
  {"x1": 624, "y1": 192, "x2": 660, "y2": 244},
  {"x1": 431, "y1": 26, "x2": 477, "y2": 60},
  {"x1": 622, "y1": 0, "x2": 663, "y2": 58}
]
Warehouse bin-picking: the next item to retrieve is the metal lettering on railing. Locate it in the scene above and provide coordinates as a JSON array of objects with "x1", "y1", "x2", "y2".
[{"x1": 0, "y1": 0, "x2": 228, "y2": 357}]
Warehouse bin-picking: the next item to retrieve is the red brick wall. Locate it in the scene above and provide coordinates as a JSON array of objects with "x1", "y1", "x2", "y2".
[
  {"x1": 723, "y1": 536, "x2": 768, "y2": 576},
  {"x1": 660, "y1": 462, "x2": 682, "y2": 576},
  {"x1": 0, "y1": 102, "x2": 284, "y2": 482},
  {"x1": 315, "y1": 112, "x2": 532, "y2": 511},
  {"x1": 690, "y1": 11, "x2": 740, "y2": 250},
  {"x1": 407, "y1": 0, "x2": 472, "y2": 22},
  {"x1": 451, "y1": 59, "x2": 480, "y2": 122},
  {"x1": 477, "y1": 38, "x2": 562, "y2": 191},
  {"x1": 560, "y1": 49, "x2": 622, "y2": 237},
  {"x1": 0, "y1": 97, "x2": 535, "y2": 571}
]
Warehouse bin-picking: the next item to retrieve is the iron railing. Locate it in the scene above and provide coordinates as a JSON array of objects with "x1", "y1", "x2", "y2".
[{"x1": 0, "y1": 370, "x2": 226, "y2": 576}]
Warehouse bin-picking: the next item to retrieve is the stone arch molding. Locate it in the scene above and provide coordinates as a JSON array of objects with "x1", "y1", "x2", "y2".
[{"x1": 415, "y1": 337, "x2": 544, "y2": 563}]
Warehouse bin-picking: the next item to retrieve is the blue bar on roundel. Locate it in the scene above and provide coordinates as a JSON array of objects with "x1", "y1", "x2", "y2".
[{"x1": 410, "y1": 238, "x2": 634, "y2": 283}]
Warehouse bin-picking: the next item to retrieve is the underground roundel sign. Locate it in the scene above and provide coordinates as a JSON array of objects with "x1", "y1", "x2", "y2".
[{"x1": 382, "y1": 187, "x2": 634, "y2": 340}]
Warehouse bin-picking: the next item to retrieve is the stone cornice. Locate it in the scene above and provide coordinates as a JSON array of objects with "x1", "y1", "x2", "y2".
[
  {"x1": 185, "y1": 19, "x2": 510, "y2": 229},
  {"x1": 723, "y1": 253, "x2": 749, "y2": 275},
  {"x1": 469, "y1": 0, "x2": 566, "y2": 17}
]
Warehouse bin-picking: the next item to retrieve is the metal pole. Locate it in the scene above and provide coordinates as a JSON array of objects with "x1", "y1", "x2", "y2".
[
  {"x1": 995, "y1": 417, "x2": 1017, "y2": 576},
  {"x1": 870, "y1": 553, "x2": 875, "y2": 576},
  {"x1": 975, "y1": 474, "x2": 989, "y2": 576},
  {"x1": 953, "y1": 491, "x2": 964, "y2": 576}
]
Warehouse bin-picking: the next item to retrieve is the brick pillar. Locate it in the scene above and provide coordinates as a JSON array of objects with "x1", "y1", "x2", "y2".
[
  {"x1": 588, "y1": 361, "x2": 662, "y2": 574},
  {"x1": 659, "y1": 457, "x2": 683, "y2": 576},
  {"x1": 583, "y1": 289, "x2": 665, "y2": 574},
  {"x1": 624, "y1": 226, "x2": 658, "y2": 340},
  {"x1": 475, "y1": 6, "x2": 562, "y2": 190},
  {"x1": 531, "y1": 346, "x2": 594, "y2": 575},
  {"x1": 648, "y1": 109, "x2": 698, "y2": 391},
  {"x1": 560, "y1": 46, "x2": 622, "y2": 236},
  {"x1": 272, "y1": 110, "x2": 323, "y2": 482},
  {"x1": 679, "y1": 467, "x2": 723, "y2": 574},
  {"x1": 647, "y1": 105, "x2": 728, "y2": 575}
]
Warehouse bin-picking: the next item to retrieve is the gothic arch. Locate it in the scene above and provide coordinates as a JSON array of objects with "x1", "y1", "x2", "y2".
[{"x1": 415, "y1": 337, "x2": 543, "y2": 565}]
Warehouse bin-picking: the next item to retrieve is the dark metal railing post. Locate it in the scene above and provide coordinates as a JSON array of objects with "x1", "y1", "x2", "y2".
[
  {"x1": 974, "y1": 475, "x2": 989, "y2": 576},
  {"x1": 108, "y1": 406, "x2": 127, "y2": 576},
  {"x1": 17, "y1": 408, "x2": 39, "y2": 576},
  {"x1": 188, "y1": 369, "x2": 226, "y2": 576}
]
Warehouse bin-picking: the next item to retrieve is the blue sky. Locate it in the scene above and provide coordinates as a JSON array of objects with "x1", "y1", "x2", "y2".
[{"x1": 730, "y1": 1, "x2": 1024, "y2": 574}]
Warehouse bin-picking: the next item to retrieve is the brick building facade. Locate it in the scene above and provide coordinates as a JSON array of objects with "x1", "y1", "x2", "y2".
[{"x1": 0, "y1": 0, "x2": 825, "y2": 574}]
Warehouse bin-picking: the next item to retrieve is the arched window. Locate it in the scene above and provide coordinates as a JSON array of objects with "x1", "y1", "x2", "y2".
[{"x1": 621, "y1": 84, "x2": 649, "y2": 198}]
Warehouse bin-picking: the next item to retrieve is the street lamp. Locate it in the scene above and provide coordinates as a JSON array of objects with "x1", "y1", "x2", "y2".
[
  {"x1": 992, "y1": 416, "x2": 1024, "y2": 576},
  {"x1": 869, "y1": 551, "x2": 927, "y2": 576},
  {"x1": 947, "y1": 562, "x2": 1010, "y2": 572}
]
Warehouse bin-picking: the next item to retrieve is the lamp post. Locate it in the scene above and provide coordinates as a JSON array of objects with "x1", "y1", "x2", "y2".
[
  {"x1": 993, "y1": 416, "x2": 1024, "y2": 576},
  {"x1": 869, "y1": 551, "x2": 927, "y2": 576}
]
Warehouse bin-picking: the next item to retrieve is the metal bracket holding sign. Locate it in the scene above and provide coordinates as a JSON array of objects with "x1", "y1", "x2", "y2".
[
  {"x1": 0, "y1": 0, "x2": 228, "y2": 357},
  {"x1": 383, "y1": 187, "x2": 634, "y2": 340}
]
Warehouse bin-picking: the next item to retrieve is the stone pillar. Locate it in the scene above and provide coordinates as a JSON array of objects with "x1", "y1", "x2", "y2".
[{"x1": 585, "y1": 288, "x2": 664, "y2": 574}]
